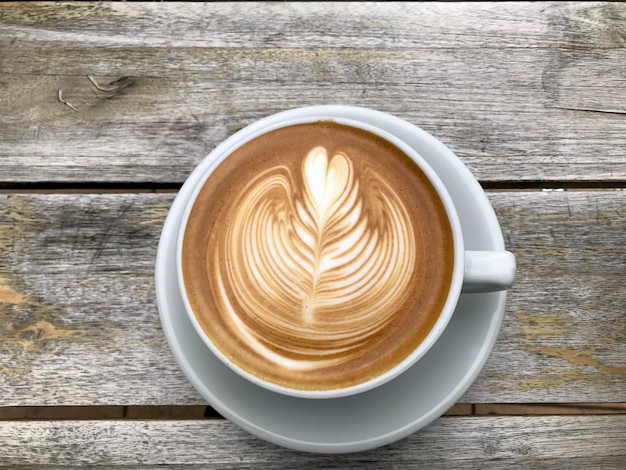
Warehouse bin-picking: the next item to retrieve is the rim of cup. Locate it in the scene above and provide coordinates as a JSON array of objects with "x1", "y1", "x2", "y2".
[{"x1": 176, "y1": 116, "x2": 465, "y2": 399}]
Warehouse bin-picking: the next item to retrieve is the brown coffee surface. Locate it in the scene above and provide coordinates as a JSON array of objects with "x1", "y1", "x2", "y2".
[{"x1": 182, "y1": 122, "x2": 454, "y2": 391}]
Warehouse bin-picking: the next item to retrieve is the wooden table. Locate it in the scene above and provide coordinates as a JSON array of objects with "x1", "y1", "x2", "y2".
[{"x1": 1, "y1": 1, "x2": 625, "y2": 467}]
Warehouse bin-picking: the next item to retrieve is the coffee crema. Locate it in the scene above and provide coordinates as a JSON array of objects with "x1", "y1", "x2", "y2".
[{"x1": 182, "y1": 122, "x2": 454, "y2": 391}]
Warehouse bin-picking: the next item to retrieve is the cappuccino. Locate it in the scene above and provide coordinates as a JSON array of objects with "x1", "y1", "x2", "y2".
[{"x1": 182, "y1": 122, "x2": 454, "y2": 391}]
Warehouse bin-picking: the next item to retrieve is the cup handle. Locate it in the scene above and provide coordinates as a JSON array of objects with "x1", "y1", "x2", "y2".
[{"x1": 462, "y1": 251, "x2": 516, "y2": 293}]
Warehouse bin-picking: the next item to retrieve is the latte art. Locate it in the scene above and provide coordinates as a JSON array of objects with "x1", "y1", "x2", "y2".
[
  {"x1": 215, "y1": 147, "x2": 416, "y2": 370},
  {"x1": 182, "y1": 122, "x2": 454, "y2": 391}
]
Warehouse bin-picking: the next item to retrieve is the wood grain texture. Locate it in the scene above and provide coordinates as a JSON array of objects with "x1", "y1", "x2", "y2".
[
  {"x1": 0, "y1": 191, "x2": 624, "y2": 406},
  {"x1": 2, "y1": 2, "x2": 624, "y2": 50},
  {"x1": 468, "y1": 190, "x2": 626, "y2": 402},
  {"x1": 0, "y1": 416, "x2": 624, "y2": 467},
  {"x1": 1, "y1": 2, "x2": 625, "y2": 183}
]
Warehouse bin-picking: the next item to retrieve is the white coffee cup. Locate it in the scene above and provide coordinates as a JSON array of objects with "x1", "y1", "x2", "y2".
[{"x1": 176, "y1": 112, "x2": 516, "y2": 399}]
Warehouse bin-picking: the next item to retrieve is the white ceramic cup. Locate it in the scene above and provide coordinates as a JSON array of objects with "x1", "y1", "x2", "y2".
[{"x1": 176, "y1": 113, "x2": 516, "y2": 399}]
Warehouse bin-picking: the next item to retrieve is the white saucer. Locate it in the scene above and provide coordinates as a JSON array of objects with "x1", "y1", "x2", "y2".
[{"x1": 156, "y1": 106, "x2": 507, "y2": 454}]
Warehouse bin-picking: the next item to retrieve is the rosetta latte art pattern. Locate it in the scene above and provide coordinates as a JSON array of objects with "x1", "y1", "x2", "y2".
[{"x1": 214, "y1": 147, "x2": 417, "y2": 370}]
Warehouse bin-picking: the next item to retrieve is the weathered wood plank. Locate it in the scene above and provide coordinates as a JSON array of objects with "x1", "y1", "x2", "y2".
[
  {"x1": 1, "y1": 57, "x2": 624, "y2": 184},
  {"x1": 470, "y1": 190, "x2": 626, "y2": 402},
  {"x1": 2, "y1": 2, "x2": 624, "y2": 50},
  {"x1": 0, "y1": 417, "x2": 624, "y2": 466},
  {"x1": 0, "y1": 191, "x2": 624, "y2": 405},
  {"x1": 1, "y1": 2, "x2": 625, "y2": 183}
]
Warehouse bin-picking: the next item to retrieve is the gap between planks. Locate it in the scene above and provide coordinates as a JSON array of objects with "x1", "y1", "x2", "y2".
[{"x1": 0, "y1": 404, "x2": 625, "y2": 420}]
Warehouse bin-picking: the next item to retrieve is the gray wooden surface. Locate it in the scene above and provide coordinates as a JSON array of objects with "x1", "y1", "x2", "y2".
[
  {"x1": 0, "y1": 417, "x2": 624, "y2": 468},
  {"x1": 1, "y1": 1, "x2": 625, "y2": 466},
  {"x1": 1, "y1": 2, "x2": 625, "y2": 183},
  {"x1": 0, "y1": 191, "x2": 624, "y2": 405}
]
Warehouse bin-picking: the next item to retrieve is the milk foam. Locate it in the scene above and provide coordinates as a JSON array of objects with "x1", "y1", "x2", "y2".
[{"x1": 212, "y1": 146, "x2": 417, "y2": 370}]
